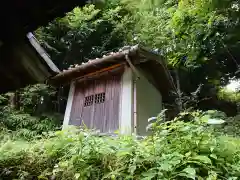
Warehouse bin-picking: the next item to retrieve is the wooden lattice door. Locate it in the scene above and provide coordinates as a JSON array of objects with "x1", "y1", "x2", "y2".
[{"x1": 70, "y1": 73, "x2": 122, "y2": 133}]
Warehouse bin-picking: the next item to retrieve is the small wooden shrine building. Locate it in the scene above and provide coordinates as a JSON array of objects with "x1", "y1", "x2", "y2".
[{"x1": 51, "y1": 45, "x2": 177, "y2": 135}]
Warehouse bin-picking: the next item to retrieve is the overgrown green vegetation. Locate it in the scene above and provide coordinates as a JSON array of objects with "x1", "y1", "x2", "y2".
[
  {"x1": 0, "y1": 107, "x2": 60, "y2": 141},
  {"x1": 0, "y1": 84, "x2": 62, "y2": 141},
  {"x1": 218, "y1": 88, "x2": 240, "y2": 103},
  {"x1": 36, "y1": 0, "x2": 240, "y2": 89},
  {"x1": 1, "y1": 110, "x2": 240, "y2": 179},
  {"x1": 35, "y1": 0, "x2": 240, "y2": 115},
  {"x1": 35, "y1": 3, "x2": 127, "y2": 70}
]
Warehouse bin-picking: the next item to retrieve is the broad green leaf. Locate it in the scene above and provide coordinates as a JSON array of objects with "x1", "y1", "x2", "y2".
[
  {"x1": 141, "y1": 170, "x2": 157, "y2": 179},
  {"x1": 183, "y1": 167, "x2": 196, "y2": 175},
  {"x1": 178, "y1": 167, "x2": 196, "y2": 179},
  {"x1": 111, "y1": 175, "x2": 116, "y2": 180},
  {"x1": 128, "y1": 165, "x2": 136, "y2": 175},
  {"x1": 207, "y1": 119, "x2": 225, "y2": 125},
  {"x1": 192, "y1": 155, "x2": 212, "y2": 164},
  {"x1": 200, "y1": 115, "x2": 211, "y2": 123},
  {"x1": 116, "y1": 150, "x2": 131, "y2": 157},
  {"x1": 210, "y1": 146, "x2": 215, "y2": 152},
  {"x1": 74, "y1": 173, "x2": 80, "y2": 179},
  {"x1": 185, "y1": 151, "x2": 191, "y2": 157},
  {"x1": 227, "y1": 177, "x2": 238, "y2": 180},
  {"x1": 207, "y1": 171, "x2": 217, "y2": 180},
  {"x1": 180, "y1": 126, "x2": 191, "y2": 132},
  {"x1": 210, "y1": 154, "x2": 217, "y2": 160},
  {"x1": 206, "y1": 110, "x2": 217, "y2": 115},
  {"x1": 159, "y1": 130, "x2": 169, "y2": 135},
  {"x1": 160, "y1": 162, "x2": 172, "y2": 171}
]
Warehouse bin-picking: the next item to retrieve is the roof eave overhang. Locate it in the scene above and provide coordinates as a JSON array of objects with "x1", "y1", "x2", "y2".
[{"x1": 49, "y1": 45, "x2": 178, "y2": 100}]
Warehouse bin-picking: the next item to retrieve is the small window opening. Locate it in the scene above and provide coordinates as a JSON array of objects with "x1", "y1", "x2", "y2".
[
  {"x1": 95, "y1": 93, "x2": 105, "y2": 104},
  {"x1": 84, "y1": 95, "x2": 94, "y2": 107}
]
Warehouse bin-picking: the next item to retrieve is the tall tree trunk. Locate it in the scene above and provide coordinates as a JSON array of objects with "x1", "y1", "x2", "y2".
[
  {"x1": 175, "y1": 70, "x2": 182, "y2": 111},
  {"x1": 9, "y1": 92, "x2": 19, "y2": 109}
]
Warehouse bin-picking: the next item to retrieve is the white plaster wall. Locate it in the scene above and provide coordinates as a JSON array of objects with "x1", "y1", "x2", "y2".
[
  {"x1": 119, "y1": 67, "x2": 133, "y2": 135},
  {"x1": 62, "y1": 81, "x2": 75, "y2": 129},
  {"x1": 136, "y1": 69, "x2": 162, "y2": 135}
]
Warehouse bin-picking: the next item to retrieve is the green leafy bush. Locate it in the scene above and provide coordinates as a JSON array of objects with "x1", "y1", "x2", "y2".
[
  {"x1": 216, "y1": 115, "x2": 240, "y2": 137},
  {"x1": 1, "y1": 111, "x2": 240, "y2": 179},
  {"x1": 19, "y1": 84, "x2": 56, "y2": 114},
  {"x1": 0, "y1": 106, "x2": 61, "y2": 140}
]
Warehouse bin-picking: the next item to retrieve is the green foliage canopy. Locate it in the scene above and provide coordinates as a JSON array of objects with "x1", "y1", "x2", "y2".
[
  {"x1": 122, "y1": 0, "x2": 240, "y2": 91},
  {"x1": 36, "y1": 0, "x2": 240, "y2": 96},
  {"x1": 35, "y1": 3, "x2": 128, "y2": 70}
]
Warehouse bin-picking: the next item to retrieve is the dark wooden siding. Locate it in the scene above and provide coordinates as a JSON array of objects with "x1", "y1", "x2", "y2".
[{"x1": 69, "y1": 70, "x2": 123, "y2": 133}]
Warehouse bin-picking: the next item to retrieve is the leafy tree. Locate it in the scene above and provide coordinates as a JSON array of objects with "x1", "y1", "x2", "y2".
[
  {"x1": 36, "y1": 0, "x2": 240, "y2": 91},
  {"x1": 35, "y1": 3, "x2": 129, "y2": 70},
  {"x1": 34, "y1": 0, "x2": 240, "y2": 114},
  {"x1": 122, "y1": 0, "x2": 240, "y2": 92}
]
